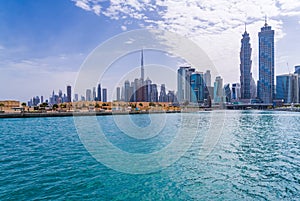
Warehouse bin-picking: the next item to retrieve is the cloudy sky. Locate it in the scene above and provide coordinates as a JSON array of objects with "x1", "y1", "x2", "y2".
[{"x1": 0, "y1": 0, "x2": 299, "y2": 102}]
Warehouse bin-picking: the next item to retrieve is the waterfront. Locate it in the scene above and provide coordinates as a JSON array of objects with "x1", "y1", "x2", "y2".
[{"x1": 0, "y1": 111, "x2": 299, "y2": 200}]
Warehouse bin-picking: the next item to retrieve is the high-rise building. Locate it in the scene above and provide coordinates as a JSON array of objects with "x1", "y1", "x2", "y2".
[
  {"x1": 102, "y1": 88, "x2": 107, "y2": 102},
  {"x1": 159, "y1": 84, "x2": 167, "y2": 102},
  {"x1": 250, "y1": 77, "x2": 257, "y2": 99},
  {"x1": 74, "y1": 94, "x2": 79, "y2": 102},
  {"x1": 141, "y1": 49, "x2": 144, "y2": 82},
  {"x1": 92, "y1": 87, "x2": 96, "y2": 101},
  {"x1": 67, "y1": 85, "x2": 72, "y2": 102},
  {"x1": 145, "y1": 78, "x2": 152, "y2": 102},
  {"x1": 240, "y1": 25, "x2": 252, "y2": 99},
  {"x1": 116, "y1": 87, "x2": 121, "y2": 101},
  {"x1": 257, "y1": 18, "x2": 275, "y2": 103},
  {"x1": 204, "y1": 70, "x2": 211, "y2": 87},
  {"x1": 151, "y1": 84, "x2": 158, "y2": 102},
  {"x1": 295, "y1": 65, "x2": 300, "y2": 74},
  {"x1": 276, "y1": 74, "x2": 299, "y2": 103},
  {"x1": 124, "y1": 81, "x2": 130, "y2": 102},
  {"x1": 224, "y1": 84, "x2": 231, "y2": 102},
  {"x1": 86, "y1": 89, "x2": 92, "y2": 101},
  {"x1": 214, "y1": 76, "x2": 223, "y2": 103},
  {"x1": 231, "y1": 83, "x2": 241, "y2": 100},
  {"x1": 190, "y1": 72, "x2": 205, "y2": 103},
  {"x1": 41, "y1": 96, "x2": 44, "y2": 104},
  {"x1": 97, "y1": 84, "x2": 101, "y2": 101},
  {"x1": 177, "y1": 66, "x2": 195, "y2": 103}
]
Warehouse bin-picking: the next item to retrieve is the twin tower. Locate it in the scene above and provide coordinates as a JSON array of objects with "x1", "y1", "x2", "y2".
[{"x1": 240, "y1": 18, "x2": 274, "y2": 103}]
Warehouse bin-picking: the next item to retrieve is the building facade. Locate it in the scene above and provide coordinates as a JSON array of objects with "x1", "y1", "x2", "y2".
[
  {"x1": 240, "y1": 27, "x2": 252, "y2": 99},
  {"x1": 257, "y1": 20, "x2": 275, "y2": 103},
  {"x1": 276, "y1": 74, "x2": 299, "y2": 103},
  {"x1": 190, "y1": 72, "x2": 205, "y2": 103}
]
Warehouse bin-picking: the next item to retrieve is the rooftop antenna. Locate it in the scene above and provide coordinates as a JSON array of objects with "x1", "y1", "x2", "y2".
[
  {"x1": 264, "y1": 15, "x2": 268, "y2": 26},
  {"x1": 287, "y1": 62, "x2": 290, "y2": 74},
  {"x1": 245, "y1": 22, "x2": 247, "y2": 32}
]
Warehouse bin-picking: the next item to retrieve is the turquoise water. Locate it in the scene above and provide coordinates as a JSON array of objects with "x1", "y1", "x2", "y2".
[{"x1": 0, "y1": 111, "x2": 299, "y2": 200}]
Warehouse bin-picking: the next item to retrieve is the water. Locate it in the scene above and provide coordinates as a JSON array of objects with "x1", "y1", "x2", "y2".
[{"x1": 0, "y1": 111, "x2": 299, "y2": 200}]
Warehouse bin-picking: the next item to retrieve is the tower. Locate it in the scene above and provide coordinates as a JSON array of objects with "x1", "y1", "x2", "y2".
[
  {"x1": 141, "y1": 49, "x2": 144, "y2": 82},
  {"x1": 67, "y1": 85, "x2": 72, "y2": 103},
  {"x1": 240, "y1": 24, "x2": 252, "y2": 99},
  {"x1": 257, "y1": 17, "x2": 275, "y2": 103}
]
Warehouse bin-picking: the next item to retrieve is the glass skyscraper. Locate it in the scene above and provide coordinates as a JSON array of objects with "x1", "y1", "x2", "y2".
[
  {"x1": 276, "y1": 74, "x2": 299, "y2": 103},
  {"x1": 257, "y1": 19, "x2": 275, "y2": 103},
  {"x1": 240, "y1": 26, "x2": 252, "y2": 99},
  {"x1": 190, "y1": 72, "x2": 205, "y2": 103}
]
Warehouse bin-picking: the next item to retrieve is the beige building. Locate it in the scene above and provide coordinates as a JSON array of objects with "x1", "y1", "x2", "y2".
[{"x1": 0, "y1": 100, "x2": 20, "y2": 112}]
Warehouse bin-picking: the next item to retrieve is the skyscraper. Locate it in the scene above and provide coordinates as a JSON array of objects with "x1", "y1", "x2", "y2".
[
  {"x1": 97, "y1": 84, "x2": 101, "y2": 101},
  {"x1": 214, "y1": 76, "x2": 223, "y2": 103},
  {"x1": 204, "y1": 70, "x2": 211, "y2": 87},
  {"x1": 124, "y1": 81, "x2": 130, "y2": 102},
  {"x1": 177, "y1": 66, "x2": 195, "y2": 103},
  {"x1": 240, "y1": 25, "x2": 252, "y2": 99},
  {"x1": 257, "y1": 18, "x2": 275, "y2": 103},
  {"x1": 276, "y1": 74, "x2": 299, "y2": 103},
  {"x1": 231, "y1": 83, "x2": 241, "y2": 100},
  {"x1": 159, "y1": 84, "x2": 167, "y2": 102},
  {"x1": 102, "y1": 88, "x2": 107, "y2": 102},
  {"x1": 116, "y1": 87, "x2": 121, "y2": 101},
  {"x1": 141, "y1": 49, "x2": 144, "y2": 82},
  {"x1": 92, "y1": 87, "x2": 96, "y2": 101},
  {"x1": 190, "y1": 72, "x2": 205, "y2": 103},
  {"x1": 86, "y1": 89, "x2": 92, "y2": 101}
]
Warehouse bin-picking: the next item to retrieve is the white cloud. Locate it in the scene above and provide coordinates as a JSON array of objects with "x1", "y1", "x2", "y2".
[
  {"x1": 121, "y1": 25, "x2": 127, "y2": 31},
  {"x1": 72, "y1": 0, "x2": 300, "y2": 84}
]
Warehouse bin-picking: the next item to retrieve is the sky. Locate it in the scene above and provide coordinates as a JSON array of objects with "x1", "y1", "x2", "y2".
[{"x1": 0, "y1": 0, "x2": 300, "y2": 102}]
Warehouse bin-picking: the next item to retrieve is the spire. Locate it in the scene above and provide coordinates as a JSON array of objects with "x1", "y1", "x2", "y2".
[
  {"x1": 264, "y1": 15, "x2": 268, "y2": 26},
  {"x1": 141, "y1": 49, "x2": 144, "y2": 81},
  {"x1": 245, "y1": 22, "x2": 247, "y2": 32}
]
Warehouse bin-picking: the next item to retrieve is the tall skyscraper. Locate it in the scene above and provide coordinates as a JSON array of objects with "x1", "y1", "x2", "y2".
[
  {"x1": 257, "y1": 18, "x2": 275, "y2": 103},
  {"x1": 204, "y1": 70, "x2": 211, "y2": 87},
  {"x1": 141, "y1": 49, "x2": 144, "y2": 82},
  {"x1": 116, "y1": 87, "x2": 121, "y2": 101},
  {"x1": 240, "y1": 25, "x2": 252, "y2": 99},
  {"x1": 102, "y1": 88, "x2": 107, "y2": 102},
  {"x1": 150, "y1": 84, "x2": 158, "y2": 102},
  {"x1": 177, "y1": 66, "x2": 195, "y2": 103},
  {"x1": 124, "y1": 81, "x2": 131, "y2": 102},
  {"x1": 159, "y1": 84, "x2": 167, "y2": 102},
  {"x1": 190, "y1": 72, "x2": 205, "y2": 103},
  {"x1": 67, "y1": 85, "x2": 71, "y2": 103},
  {"x1": 214, "y1": 76, "x2": 223, "y2": 103},
  {"x1": 92, "y1": 87, "x2": 96, "y2": 101},
  {"x1": 86, "y1": 89, "x2": 92, "y2": 101},
  {"x1": 97, "y1": 84, "x2": 101, "y2": 101}
]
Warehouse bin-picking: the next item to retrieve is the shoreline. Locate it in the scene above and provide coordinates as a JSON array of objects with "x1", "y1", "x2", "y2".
[{"x1": 0, "y1": 110, "x2": 182, "y2": 119}]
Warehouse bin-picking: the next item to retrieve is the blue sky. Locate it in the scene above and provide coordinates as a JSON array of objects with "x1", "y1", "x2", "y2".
[{"x1": 0, "y1": 0, "x2": 300, "y2": 102}]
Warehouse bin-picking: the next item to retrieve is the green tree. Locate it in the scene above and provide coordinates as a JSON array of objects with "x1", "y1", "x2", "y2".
[
  {"x1": 139, "y1": 103, "x2": 143, "y2": 107},
  {"x1": 52, "y1": 104, "x2": 59, "y2": 110},
  {"x1": 95, "y1": 103, "x2": 100, "y2": 108},
  {"x1": 149, "y1": 102, "x2": 156, "y2": 107},
  {"x1": 21, "y1": 102, "x2": 27, "y2": 107},
  {"x1": 0, "y1": 103, "x2": 4, "y2": 111}
]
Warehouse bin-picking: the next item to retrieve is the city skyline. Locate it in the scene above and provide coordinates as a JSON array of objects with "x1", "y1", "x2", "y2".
[{"x1": 0, "y1": 1, "x2": 300, "y2": 101}]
